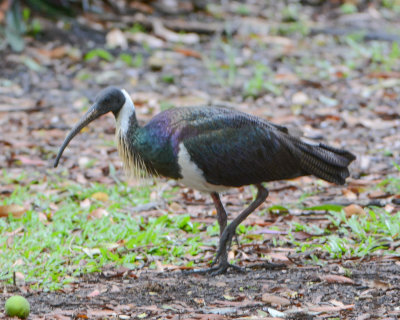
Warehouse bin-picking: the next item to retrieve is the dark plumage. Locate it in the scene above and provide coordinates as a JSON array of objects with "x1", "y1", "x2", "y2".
[{"x1": 54, "y1": 87, "x2": 356, "y2": 275}]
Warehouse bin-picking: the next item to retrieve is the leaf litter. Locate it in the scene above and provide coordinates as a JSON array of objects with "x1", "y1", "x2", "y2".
[{"x1": 0, "y1": 0, "x2": 400, "y2": 319}]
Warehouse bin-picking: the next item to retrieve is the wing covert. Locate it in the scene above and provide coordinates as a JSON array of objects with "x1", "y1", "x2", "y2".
[{"x1": 183, "y1": 124, "x2": 303, "y2": 187}]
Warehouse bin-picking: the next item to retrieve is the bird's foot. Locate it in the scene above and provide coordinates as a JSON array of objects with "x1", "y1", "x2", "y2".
[
  {"x1": 185, "y1": 243, "x2": 244, "y2": 276},
  {"x1": 185, "y1": 261, "x2": 245, "y2": 276}
]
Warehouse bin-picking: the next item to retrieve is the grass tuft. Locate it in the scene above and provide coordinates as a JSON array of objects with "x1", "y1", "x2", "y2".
[{"x1": 0, "y1": 176, "x2": 202, "y2": 290}]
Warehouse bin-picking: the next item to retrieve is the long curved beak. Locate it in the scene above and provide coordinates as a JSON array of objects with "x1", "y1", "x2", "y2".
[{"x1": 54, "y1": 103, "x2": 104, "y2": 167}]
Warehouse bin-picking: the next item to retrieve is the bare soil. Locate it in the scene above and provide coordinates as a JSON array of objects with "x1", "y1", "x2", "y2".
[{"x1": 2, "y1": 261, "x2": 400, "y2": 319}]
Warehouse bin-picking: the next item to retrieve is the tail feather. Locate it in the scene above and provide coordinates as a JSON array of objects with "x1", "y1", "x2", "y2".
[{"x1": 290, "y1": 138, "x2": 356, "y2": 185}]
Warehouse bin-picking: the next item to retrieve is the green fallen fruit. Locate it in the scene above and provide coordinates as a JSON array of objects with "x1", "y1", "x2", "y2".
[{"x1": 5, "y1": 295, "x2": 30, "y2": 319}]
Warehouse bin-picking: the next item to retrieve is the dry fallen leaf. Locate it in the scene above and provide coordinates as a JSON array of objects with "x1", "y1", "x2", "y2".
[
  {"x1": 169, "y1": 202, "x2": 184, "y2": 212},
  {"x1": 366, "y1": 279, "x2": 391, "y2": 290},
  {"x1": 88, "y1": 310, "x2": 119, "y2": 317},
  {"x1": 38, "y1": 212, "x2": 48, "y2": 222},
  {"x1": 308, "y1": 304, "x2": 354, "y2": 313},
  {"x1": 0, "y1": 204, "x2": 26, "y2": 218},
  {"x1": 320, "y1": 274, "x2": 355, "y2": 285},
  {"x1": 15, "y1": 271, "x2": 25, "y2": 281},
  {"x1": 106, "y1": 28, "x2": 128, "y2": 49},
  {"x1": 344, "y1": 204, "x2": 366, "y2": 218},
  {"x1": 267, "y1": 252, "x2": 291, "y2": 264},
  {"x1": 292, "y1": 231, "x2": 313, "y2": 240},
  {"x1": 88, "y1": 208, "x2": 109, "y2": 220},
  {"x1": 292, "y1": 91, "x2": 309, "y2": 105},
  {"x1": 75, "y1": 312, "x2": 89, "y2": 319},
  {"x1": 87, "y1": 289, "x2": 101, "y2": 298},
  {"x1": 368, "y1": 190, "x2": 390, "y2": 199},
  {"x1": 129, "y1": 1, "x2": 153, "y2": 13},
  {"x1": 223, "y1": 295, "x2": 236, "y2": 301},
  {"x1": 261, "y1": 293, "x2": 291, "y2": 306},
  {"x1": 91, "y1": 192, "x2": 109, "y2": 202},
  {"x1": 155, "y1": 260, "x2": 164, "y2": 272},
  {"x1": 194, "y1": 298, "x2": 205, "y2": 304},
  {"x1": 80, "y1": 198, "x2": 91, "y2": 209},
  {"x1": 228, "y1": 250, "x2": 235, "y2": 261},
  {"x1": 174, "y1": 47, "x2": 202, "y2": 59},
  {"x1": 12, "y1": 258, "x2": 24, "y2": 267},
  {"x1": 37, "y1": 46, "x2": 67, "y2": 59},
  {"x1": 342, "y1": 188, "x2": 358, "y2": 201}
]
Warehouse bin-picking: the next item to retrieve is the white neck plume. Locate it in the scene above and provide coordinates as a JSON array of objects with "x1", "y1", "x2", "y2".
[{"x1": 116, "y1": 89, "x2": 136, "y2": 136}]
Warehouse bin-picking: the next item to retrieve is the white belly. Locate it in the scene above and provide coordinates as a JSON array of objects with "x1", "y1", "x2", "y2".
[{"x1": 177, "y1": 143, "x2": 229, "y2": 193}]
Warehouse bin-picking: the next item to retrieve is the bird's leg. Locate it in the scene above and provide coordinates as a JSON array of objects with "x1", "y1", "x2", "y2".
[
  {"x1": 210, "y1": 184, "x2": 269, "y2": 274},
  {"x1": 189, "y1": 184, "x2": 268, "y2": 275},
  {"x1": 210, "y1": 192, "x2": 227, "y2": 236},
  {"x1": 211, "y1": 192, "x2": 240, "y2": 248}
]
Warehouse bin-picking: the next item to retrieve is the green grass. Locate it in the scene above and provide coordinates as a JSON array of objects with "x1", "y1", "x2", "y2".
[
  {"x1": 118, "y1": 53, "x2": 144, "y2": 68},
  {"x1": 204, "y1": 37, "x2": 238, "y2": 87},
  {"x1": 289, "y1": 206, "x2": 400, "y2": 261},
  {"x1": 244, "y1": 64, "x2": 281, "y2": 98},
  {"x1": 344, "y1": 36, "x2": 400, "y2": 72},
  {"x1": 340, "y1": 3, "x2": 358, "y2": 14},
  {"x1": 2, "y1": 168, "x2": 399, "y2": 290},
  {"x1": 0, "y1": 175, "x2": 203, "y2": 290},
  {"x1": 159, "y1": 101, "x2": 176, "y2": 111},
  {"x1": 84, "y1": 48, "x2": 114, "y2": 62},
  {"x1": 273, "y1": 166, "x2": 400, "y2": 262}
]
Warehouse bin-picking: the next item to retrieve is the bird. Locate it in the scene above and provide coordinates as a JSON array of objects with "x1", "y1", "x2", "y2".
[{"x1": 54, "y1": 86, "x2": 356, "y2": 275}]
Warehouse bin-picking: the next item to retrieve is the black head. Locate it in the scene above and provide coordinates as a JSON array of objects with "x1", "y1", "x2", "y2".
[
  {"x1": 53, "y1": 87, "x2": 126, "y2": 167},
  {"x1": 94, "y1": 86, "x2": 126, "y2": 117}
]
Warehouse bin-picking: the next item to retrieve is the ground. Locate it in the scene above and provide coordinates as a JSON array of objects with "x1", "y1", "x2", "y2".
[
  {"x1": 2, "y1": 261, "x2": 400, "y2": 319},
  {"x1": 0, "y1": 0, "x2": 400, "y2": 319}
]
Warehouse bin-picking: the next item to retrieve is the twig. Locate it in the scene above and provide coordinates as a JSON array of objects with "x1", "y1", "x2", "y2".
[
  {"x1": 97, "y1": 13, "x2": 223, "y2": 35},
  {"x1": 310, "y1": 27, "x2": 400, "y2": 42},
  {"x1": 0, "y1": 105, "x2": 53, "y2": 113}
]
